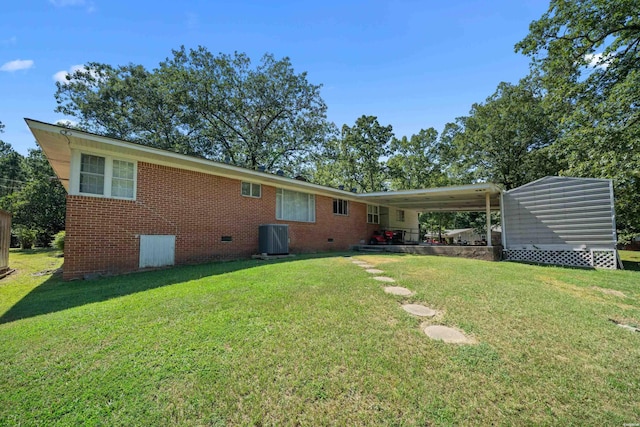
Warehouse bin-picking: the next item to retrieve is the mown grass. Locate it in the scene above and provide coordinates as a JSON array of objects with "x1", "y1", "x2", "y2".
[{"x1": 1, "y1": 249, "x2": 639, "y2": 426}]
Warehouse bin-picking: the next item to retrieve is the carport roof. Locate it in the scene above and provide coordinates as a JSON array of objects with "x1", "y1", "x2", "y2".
[{"x1": 358, "y1": 184, "x2": 502, "y2": 212}]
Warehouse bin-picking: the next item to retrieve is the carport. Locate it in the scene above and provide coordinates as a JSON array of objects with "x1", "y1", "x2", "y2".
[{"x1": 358, "y1": 182, "x2": 502, "y2": 246}]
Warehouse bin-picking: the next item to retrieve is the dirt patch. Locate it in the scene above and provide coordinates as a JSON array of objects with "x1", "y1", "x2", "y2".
[
  {"x1": 592, "y1": 286, "x2": 626, "y2": 298},
  {"x1": 609, "y1": 318, "x2": 640, "y2": 332},
  {"x1": 32, "y1": 268, "x2": 62, "y2": 277},
  {"x1": 356, "y1": 255, "x2": 401, "y2": 265}
]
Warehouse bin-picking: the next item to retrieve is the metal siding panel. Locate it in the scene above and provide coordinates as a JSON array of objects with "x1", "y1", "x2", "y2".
[
  {"x1": 504, "y1": 178, "x2": 615, "y2": 249},
  {"x1": 139, "y1": 235, "x2": 175, "y2": 268}
]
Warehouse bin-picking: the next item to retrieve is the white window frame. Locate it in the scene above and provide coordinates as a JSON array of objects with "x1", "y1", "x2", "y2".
[
  {"x1": 70, "y1": 150, "x2": 137, "y2": 200},
  {"x1": 333, "y1": 199, "x2": 349, "y2": 216},
  {"x1": 276, "y1": 188, "x2": 316, "y2": 222},
  {"x1": 241, "y1": 182, "x2": 261, "y2": 198},
  {"x1": 367, "y1": 205, "x2": 380, "y2": 224},
  {"x1": 396, "y1": 209, "x2": 405, "y2": 222}
]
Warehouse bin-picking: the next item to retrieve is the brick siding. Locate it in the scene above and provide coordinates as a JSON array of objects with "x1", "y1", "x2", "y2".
[{"x1": 64, "y1": 162, "x2": 379, "y2": 279}]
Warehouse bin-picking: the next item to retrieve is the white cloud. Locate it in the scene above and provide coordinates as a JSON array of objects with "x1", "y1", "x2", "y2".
[
  {"x1": 53, "y1": 64, "x2": 86, "y2": 83},
  {"x1": 585, "y1": 52, "x2": 612, "y2": 69},
  {"x1": 0, "y1": 59, "x2": 34, "y2": 72}
]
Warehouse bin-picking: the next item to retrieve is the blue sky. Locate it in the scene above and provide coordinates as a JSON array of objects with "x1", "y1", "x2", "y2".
[{"x1": 1, "y1": 0, "x2": 549, "y2": 155}]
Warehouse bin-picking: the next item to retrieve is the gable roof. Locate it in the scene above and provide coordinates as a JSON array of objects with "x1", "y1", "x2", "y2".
[{"x1": 26, "y1": 119, "x2": 502, "y2": 212}]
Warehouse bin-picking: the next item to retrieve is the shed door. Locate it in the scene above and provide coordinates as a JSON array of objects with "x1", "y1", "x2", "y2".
[{"x1": 139, "y1": 235, "x2": 175, "y2": 268}]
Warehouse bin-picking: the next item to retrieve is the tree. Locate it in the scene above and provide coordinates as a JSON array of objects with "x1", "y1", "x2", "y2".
[
  {"x1": 387, "y1": 128, "x2": 448, "y2": 190},
  {"x1": 55, "y1": 47, "x2": 332, "y2": 173},
  {"x1": 0, "y1": 122, "x2": 26, "y2": 198},
  {"x1": 443, "y1": 80, "x2": 559, "y2": 190},
  {"x1": 0, "y1": 149, "x2": 66, "y2": 246},
  {"x1": 516, "y1": 0, "x2": 640, "y2": 239},
  {"x1": 311, "y1": 116, "x2": 393, "y2": 193}
]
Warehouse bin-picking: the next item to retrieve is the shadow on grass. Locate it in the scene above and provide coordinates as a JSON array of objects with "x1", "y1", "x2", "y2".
[
  {"x1": 0, "y1": 252, "x2": 350, "y2": 324},
  {"x1": 622, "y1": 260, "x2": 640, "y2": 271},
  {"x1": 9, "y1": 248, "x2": 62, "y2": 256}
]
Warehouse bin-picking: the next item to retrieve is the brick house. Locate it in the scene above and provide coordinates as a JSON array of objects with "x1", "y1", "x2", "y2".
[{"x1": 27, "y1": 119, "x2": 423, "y2": 280}]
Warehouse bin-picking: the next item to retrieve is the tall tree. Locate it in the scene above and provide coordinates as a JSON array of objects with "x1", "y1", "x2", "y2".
[
  {"x1": 0, "y1": 148, "x2": 66, "y2": 245},
  {"x1": 312, "y1": 116, "x2": 393, "y2": 193},
  {"x1": 516, "y1": 0, "x2": 640, "y2": 240},
  {"x1": 443, "y1": 80, "x2": 559, "y2": 190},
  {"x1": 54, "y1": 47, "x2": 331, "y2": 172},
  {"x1": 0, "y1": 122, "x2": 26, "y2": 198},
  {"x1": 387, "y1": 128, "x2": 448, "y2": 190}
]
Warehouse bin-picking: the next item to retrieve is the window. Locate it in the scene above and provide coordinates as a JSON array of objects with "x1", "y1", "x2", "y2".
[
  {"x1": 396, "y1": 209, "x2": 405, "y2": 222},
  {"x1": 79, "y1": 154, "x2": 105, "y2": 195},
  {"x1": 241, "y1": 182, "x2": 261, "y2": 198},
  {"x1": 111, "y1": 160, "x2": 135, "y2": 198},
  {"x1": 76, "y1": 153, "x2": 136, "y2": 200},
  {"x1": 276, "y1": 188, "x2": 315, "y2": 222},
  {"x1": 367, "y1": 205, "x2": 379, "y2": 224},
  {"x1": 333, "y1": 199, "x2": 348, "y2": 216}
]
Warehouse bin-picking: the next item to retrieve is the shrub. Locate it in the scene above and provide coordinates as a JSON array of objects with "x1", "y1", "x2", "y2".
[
  {"x1": 14, "y1": 226, "x2": 38, "y2": 249},
  {"x1": 52, "y1": 231, "x2": 66, "y2": 252}
]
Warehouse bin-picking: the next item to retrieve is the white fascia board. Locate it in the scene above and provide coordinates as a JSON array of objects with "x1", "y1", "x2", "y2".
[{"x1": 358, "y1": 183, "x2": 503, "y2": 199}]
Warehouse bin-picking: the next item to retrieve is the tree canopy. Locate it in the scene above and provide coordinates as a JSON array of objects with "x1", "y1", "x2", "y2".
[
  {"x1": 55, "y1": 47, "x2": 331, "y2": 173},
  {"x1": 0, "y1": 136, "x2": 66, "y2": 246},
  {"x1": 516, "y1": 0, "x2": 640, "y2": 240},
  {"x1": 442, "y1": 80, "x2": 560, "y2": 190}
]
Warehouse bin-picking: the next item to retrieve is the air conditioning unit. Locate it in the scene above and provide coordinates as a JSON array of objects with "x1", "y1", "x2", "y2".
[{"x1": 259, "y1": 224, "x2": 289, "y2": 255}]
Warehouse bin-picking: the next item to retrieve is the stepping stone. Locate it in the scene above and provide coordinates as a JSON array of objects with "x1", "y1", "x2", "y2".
[
  {"x1": 357, "y1": 264, "x2": 375, "y2": 269},
  {"x1": 384, "y1": 286, "x2": 413, "y2": 296},
  {"x1": 365, "y1": 269, "x2": 384, "y2": 274},
  {"x1": 423, "y1": 325, "x2": 476, "y2": 344},
  {"x1": 402, "y1": 304, "x2": 437, "y2": 317},
  {"x1": 373, "y1": 276, "x2": 395, "y2": 283},
  {"x1": 352, "y1": 260, "x2": 367, "y2": 264}
]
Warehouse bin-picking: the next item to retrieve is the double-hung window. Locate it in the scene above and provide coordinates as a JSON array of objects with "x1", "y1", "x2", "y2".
[
  {"x1": 79, "y1": 154, "x2": 106, "y2": 195},
  {"x1": 76, "y1": 153, "x2": 136, "y2": 200},
  {"x1": 333, "y1": 199, "x2": 348, "y2": 216},
  {"x1": 276, "y1": 188, "x2": 315, "y2": 222},
  {"x1": 367, "y1": 205, "x2": 379, "y2": 224},
  {"x1": 111, "y1": 160, "x2": 135, "y2": 198},
  {"x1": 396, "y1": 209, "x2": 405, "y2": 222}
]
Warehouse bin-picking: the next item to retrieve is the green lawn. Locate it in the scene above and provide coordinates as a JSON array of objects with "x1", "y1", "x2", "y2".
[{"x1": 1, "y1": 249, "x2": 639, "y2": 426}]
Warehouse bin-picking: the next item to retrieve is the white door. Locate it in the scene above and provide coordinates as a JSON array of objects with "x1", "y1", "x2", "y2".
[{"x1": 139, "y1": 235, "x2": 175, "y2": 268}]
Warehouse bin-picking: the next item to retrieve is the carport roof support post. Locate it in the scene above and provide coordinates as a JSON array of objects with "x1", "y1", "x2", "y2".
[{"x1": 486, "y1": 192, "x2": 492, "y2": 247}]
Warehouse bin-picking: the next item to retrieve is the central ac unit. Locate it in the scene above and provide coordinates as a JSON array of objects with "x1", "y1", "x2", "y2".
[{"x1": 259, "y1": 224, "x2": 289, "y2": 255}]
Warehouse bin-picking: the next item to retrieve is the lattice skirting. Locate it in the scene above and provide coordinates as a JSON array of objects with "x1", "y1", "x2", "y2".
[{"x1": 503, "y1": 249, "x2": 617, "y2": 269}]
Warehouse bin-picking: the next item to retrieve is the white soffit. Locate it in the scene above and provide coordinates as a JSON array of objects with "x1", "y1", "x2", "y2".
[{"x1": 358, "y1": 184, "x2": 502, "y2": 212}]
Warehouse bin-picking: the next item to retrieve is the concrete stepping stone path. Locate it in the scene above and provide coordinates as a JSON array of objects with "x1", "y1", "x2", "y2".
[
  {"x1": 384, "y1": 286, "x2": 413, "y2": 296},
  {"x1": 373, "y1": 276, "x2": 396, "y2": 283},
  {"x1": 365, "y1": 269, "x2": 384, "y2": 274},
  {"x1": 402, "y1": 304, "x2": 437, "y2": 317},
  {"x1": 423, "y1": 325, "x2": 476, "y2": 344}
]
